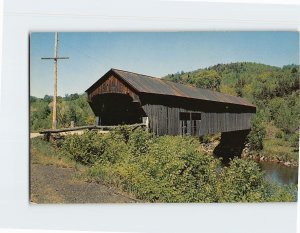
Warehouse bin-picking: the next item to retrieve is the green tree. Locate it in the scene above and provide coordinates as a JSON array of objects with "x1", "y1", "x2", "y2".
[
  {"x1": 43, "y1": 95, "x2": 52, "y2": 103},
  {"x1": 191, "y1": 70, "x2": 221, "y2": 91},
  {"x1": 268, "y1": 96, "x2": 299, "y2": 133},
  {"x1": 247, "y1": 114, "x2": 266, "y2": 151}
]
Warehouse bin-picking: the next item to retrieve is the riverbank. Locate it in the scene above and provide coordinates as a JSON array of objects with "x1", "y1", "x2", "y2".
[
  {"x1": 198, "y1": 136, "x2": 298, "y2": 167},
  {"x1": 241, "y1": 139, "x2": 298, "y2": 167},
  {"x1": 242, "y1": 152, "x2": 298, "y2": 167}
]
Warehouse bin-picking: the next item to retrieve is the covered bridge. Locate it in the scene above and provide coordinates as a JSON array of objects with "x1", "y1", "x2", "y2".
[{"x1": 85, "y1": 68, "x2": 256, "y2": 136}]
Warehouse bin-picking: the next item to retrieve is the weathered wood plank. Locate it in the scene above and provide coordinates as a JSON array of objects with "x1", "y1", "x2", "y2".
[{"x1": 39, "y1": 123, "x2": 146, "y2": 134}]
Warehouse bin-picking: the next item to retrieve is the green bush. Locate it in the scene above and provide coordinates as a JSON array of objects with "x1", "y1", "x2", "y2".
[
  {"x1": 58, "y1": 129, "x2": 296, "y2": 203},
  {"x1": 275, "y1": 130, "x2": 284, "y2": 139},
  {"x1": 268, "y1": 94, "x2": 299, "y2": 134},
  {"x1": 288, "y1": 133, "x2": 299, "y2": 148},
  {"x1": 199, "y1": 134, "x2": 211, "y2": 143},
  {"x1": 217, "y1": 158, "x2": 266, "y2": 202},
  {"x1": 216, "y1": 158, "x2": 294, "y2": 202},
  {"x1": 61, "y1": 130, "x2": 108, "y2": 165},
  {"x1": 109, "y1": 125, "x2": 131, "y2": 143},
  {"x1": 128, "y1": 128, "x2": 154, "y2": 156},
  {"x1": 247, "y1": 115, "x2": 266, "y2": 151},
  {"x1": 264, "y1": 182, "x2": 296, "y2": 202},
  {"x1": 133, "y1": 136, "x2": 220, "y2": 202}
]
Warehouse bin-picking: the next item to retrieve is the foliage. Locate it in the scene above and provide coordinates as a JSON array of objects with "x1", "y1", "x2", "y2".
[
  {"x1": 30, "y1": 99, "x2": 52, "y2": 131},
  {"x1": 43, "y1": 95, "x2": 53, "y2": 103},
  {"x1": 61, "y1": 131, "x2": 108, "y2": 165},
  {"x1": 275, "y1": 130, "x2": 284, "y2": 139},
  {"x1": 217, "y1": 158, "x2": 267, "y2": 202},
  {"x1": 128, "y1": 128, "x2": 154, "y2": 156},
  {"x1": 165, "y1": 69, "x2": 221, "y2": 91},
  {"x1": 261, "y1": 138, "x2": 299, "y2": 164},
  {"x1": 247, "y1": 113, "x2": 266, "y2": 151},
  {"x1": 58, "y1": 129, "x2": 296, "y2": 203},
  {"x1": 268, "y1": 95, "x2": 299, "y2": 134},
  {"x1": 288, "y1": 133, "x2": 299, "y2": 148},
  {"x1": 30, "y1": 93, "x2": 94, "y2": 131}
]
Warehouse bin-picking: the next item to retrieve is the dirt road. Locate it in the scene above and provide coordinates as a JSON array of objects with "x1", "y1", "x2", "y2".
[
  {"x1": 30, "y1": 133, "x2": 42, "y2": 138},
  {"x1": 30, "y1": 163, "x2": 138, "y2": 204}
]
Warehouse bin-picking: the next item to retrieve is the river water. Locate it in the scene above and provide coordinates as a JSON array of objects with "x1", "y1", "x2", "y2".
[{"x1": 258, "y1": 162, "x2": 298, "y2": 186}]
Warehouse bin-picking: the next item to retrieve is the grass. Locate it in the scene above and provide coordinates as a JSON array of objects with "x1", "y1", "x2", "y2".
[
  {"x1": 30, "y1": 137, "x2": 84, "y2": 171},
  {"x1": 258, "y1": 122, "x2": 299, "y2": 164},
  {"x1": 261, "y1": 138, "x2": 299, "y2": 163}
]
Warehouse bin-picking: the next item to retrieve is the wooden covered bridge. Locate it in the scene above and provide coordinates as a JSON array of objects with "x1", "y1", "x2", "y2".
[{"x1": 85, "y1": 68, "x2": 256, "y2": 137}]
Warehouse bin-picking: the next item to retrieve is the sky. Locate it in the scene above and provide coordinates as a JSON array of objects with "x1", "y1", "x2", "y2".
[{"x1": 30, "y1": 32, "x2": 299, "y2": 97}]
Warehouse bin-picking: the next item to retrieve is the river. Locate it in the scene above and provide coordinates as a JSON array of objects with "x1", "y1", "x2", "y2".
[{"x1": 259, "y1": 161, "x2": 298, "y2": 186}]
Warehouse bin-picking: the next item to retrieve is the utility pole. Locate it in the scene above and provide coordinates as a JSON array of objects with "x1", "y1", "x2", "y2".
[{"x1": 42, "y1": 32, "x2": 69, "y2": 129}]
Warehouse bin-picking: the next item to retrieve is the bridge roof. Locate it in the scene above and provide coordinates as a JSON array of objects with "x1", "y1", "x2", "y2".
[{"x1": 86, "y1": 68, "x2": 256, "y2": 108}]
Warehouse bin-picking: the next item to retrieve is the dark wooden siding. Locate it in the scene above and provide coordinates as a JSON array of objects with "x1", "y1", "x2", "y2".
[
  {"x1": 200, "y1": 112, "x2": 253, "y2": 135},
  {"x1": 87, "y1": 74, "x2": 139, "y2": 102},
  {"x1": 142, "y1": 103, "x2": 254, "y2": 136}
]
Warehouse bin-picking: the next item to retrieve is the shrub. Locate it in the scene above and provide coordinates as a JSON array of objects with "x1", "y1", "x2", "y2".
[
  {"x1": 264, "y1": 183, "x2": 296, "y2": 202},
  {"x1": 128, "y1": 128, "x2": 154, "y2": 156},
  {"x1": 199, "y1": 134, "x2": 211, "y2": 143},
  {"x1": 216, "y1": 158, "x2": 266, "y2": 202},
  {"x1": 288, "y1": 133, "x2": 299, "y2": 148},
  {"x1": 247, "y1": 115, "x2": 266, "y2": 151},
  {"x1": 61, "y1": 130, "x2": 107, "y2": 165},
  {"x1": 275, "y1": 130, "x2": 284, "y2": 139},
  {"x1": 109, "y1": 125, "x2": 131, "y2": 143},
  {"x1": 268, "y1": 95, "x2": 299, "y2": 134},
  {"x1": 142, "y1": 136, "x2": 220, "y2": 202},
  {"x1": 58, "y1": 128, "x2": 296, "y2": 203},
  {"x1": 216, "y1": 158, "x2": 294, "y2": 202}
]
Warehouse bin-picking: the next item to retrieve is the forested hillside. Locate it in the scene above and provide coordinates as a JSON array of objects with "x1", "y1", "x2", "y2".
[{"x1": 164, "y1": 62, "x2": 299, "y2": 162}]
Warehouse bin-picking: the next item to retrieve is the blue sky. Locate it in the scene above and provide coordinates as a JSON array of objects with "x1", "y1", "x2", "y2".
[{"x1": 30, "y1": 32, "x2": 299, "y2": 97}]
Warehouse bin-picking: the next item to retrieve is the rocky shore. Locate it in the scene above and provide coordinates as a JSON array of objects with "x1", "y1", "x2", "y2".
[
  {"x1": 199, "y1": 140, "x2": 298, "y2": 167},
  {"x1": 241, "y1": 143, "x2": 298, "y2": 167}
]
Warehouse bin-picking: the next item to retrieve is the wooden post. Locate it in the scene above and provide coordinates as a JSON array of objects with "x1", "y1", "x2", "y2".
[
  {"x1": 41, "y1": 32, "x2": 69, "y2": 130},
  {"x1": 52, "y1": 32, "x2": 58, "y2": 129},
  {"x1": 142, "y1": 117, "x2": 149, "y2": 132}
]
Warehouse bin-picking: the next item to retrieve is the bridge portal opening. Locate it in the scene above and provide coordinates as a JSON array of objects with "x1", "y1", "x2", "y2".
[{"x1": 89, "y1": 93, "x2": 146, "y2": 126}]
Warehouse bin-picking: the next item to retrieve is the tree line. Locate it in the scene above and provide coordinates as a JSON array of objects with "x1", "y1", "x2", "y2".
[{"x1": 30, "y1": 93, "x2": 95, "y2": 131}]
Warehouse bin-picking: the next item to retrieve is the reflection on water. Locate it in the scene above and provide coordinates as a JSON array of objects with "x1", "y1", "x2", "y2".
[{"x1": 259, "y1": 162, "x2": 298, "y2": 185}]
